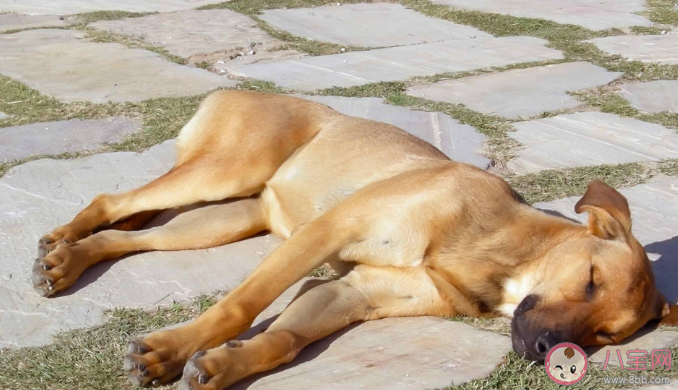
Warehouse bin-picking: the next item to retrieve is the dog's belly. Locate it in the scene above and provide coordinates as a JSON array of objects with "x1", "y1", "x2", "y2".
[{"x1": 261, "y1": 116, "x2": 447, "y2": 238}]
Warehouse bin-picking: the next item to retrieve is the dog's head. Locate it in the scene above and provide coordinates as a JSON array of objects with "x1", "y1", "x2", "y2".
[{"x1": 511, "y1": 179, "x2": 678, "y2": 361}]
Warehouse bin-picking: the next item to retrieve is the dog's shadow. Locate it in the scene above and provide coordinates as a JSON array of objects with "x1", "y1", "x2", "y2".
[{"x1": 230, "y1": 318, "x2": 359, "y2": 390}]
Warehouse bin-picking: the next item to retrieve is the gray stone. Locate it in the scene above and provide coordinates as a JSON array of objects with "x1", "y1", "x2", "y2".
[
  {"x1": 588, "y1": 328, "x2": 678, "y2": 368},
  {"x1": 0, "y1": 140, "x2": 283, "y2": 348},
  {"x1": 536, "y1": 177, "x2": 678, "y2": 303},
  {"x1": 90, "y1": 9, "x2": 286, "y2": 61},
  {"x1": 586, "y1": 34, "x2": 678, "y2": 65},
  {"x1": 0, "y1": 117, "x2": 141, "y2": 161},
  {"x1": 430, "y1": 0, "x2": 651, "y2": 30},
  {"x1": 507, "y1": 112, "x2": 678, "y2": 174},
  {"x1": 0, "y1": 29, "x2": 235, "y2": 103},
  {"x1": 0, "y1": 12, "x2": 65, "y2": 32},
  {"x1": 620, "y1": 81, "x2": 678, "y2": 113},
  {"x1": 259, "y1": 3, "x2": 490, "y2": 47},
  {"x1": 0, "y1": 111, "x2": 8, "y2": 120},
  {"x1": 232, "y1": 36, "x2": 563, "y2": 91},
  {"x1": 298, "y1": 95, "x2": 491, "y2": 169},
  {"x1": 0, "y1": 0, "x2": 228, "y2": 15},
  {"x1": 407, "y1": 62, "x2": 622, "y2": 119},
  {"x1": 235, "y1": 280, "x2": 511, "y2": 390}
]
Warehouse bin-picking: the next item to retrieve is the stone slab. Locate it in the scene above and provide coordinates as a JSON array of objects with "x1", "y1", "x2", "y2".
[
  {"x1": 535, "y1": 177, "x2": 678, "y2": 303},
  {"x1": 231, "y1": 36, "x2": 564, "y2": 91},
  {"x1": 620, "y1": 81, "x2": 678, "y2": 113},
  {"x1": 431, "y1": 0, "x2": 652, "y2": 30},
  {"x1": 298, "y1": 95, "x2": 491, "y2": 169},
  {"x1": 0, "y1": 0, "x2": 228, "y2": 15},
  {"x1": 0, "y1": 12, "x2": 65, "y2": 32},
  {"x1": 588, "y1": 328, "x2": 678, "y2": 368},
  {"x1": 91, "y1": 9, "x2": 282, "y2": 60},
  {"x1": 0, "y1": 140, "x2": 283, "y2": 348},
  {"x1": 507, "y1": 112, "x2": 678, "y2": 174},
  {"x1": 233, "y1": 279, "x2": 512, "y2": 390},
  {"x1": 0, "y1": 29, "x2": 235, "y2": 103},
  {"x1": 0, "y1": 117, "x2": 141, "y2": 161},
  {"x1": 259, "y1": 3, "x2": 490, "y2": 48},
  {"x1": 586, "y1": 34, "x2": 678, "y2": 65},
  {"x1": 407, "y1": 62, "x2": 622, "y2": 119}
]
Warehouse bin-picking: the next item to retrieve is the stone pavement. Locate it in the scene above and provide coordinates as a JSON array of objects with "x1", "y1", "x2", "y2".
[
  {"x1": 507, "y1": 112, "x2": 678, "y2": 174},
  {"x1": 1, "y1": 0, "x2": 678, "y2": 388},
  {"x1": 407, "y1": 62, "x2": 622, "y2": 119},
  {"x1": 619, "y1": 81, "x2": 678, "y2": 113},
  {"x1": 430, "y1": 0, "x2": 652, "y2": 30},
  {"x1": 0, "y1": 117, "x2": 141, "y2": 161},
  {"x1": 259, "y1": 3, "x2": 491, "y2": 47}
]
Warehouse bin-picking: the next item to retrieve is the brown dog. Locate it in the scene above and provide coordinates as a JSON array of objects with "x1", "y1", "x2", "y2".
[{"x1": 33, "y1": 91, "x2": 678, "y2": 389}]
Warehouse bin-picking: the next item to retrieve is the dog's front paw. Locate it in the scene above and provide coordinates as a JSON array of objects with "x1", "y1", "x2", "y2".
[
  {"x1": 32, "y1": 243, "x2": 86, "y2": 297},
  {"x1": 179, "y1": 341, "x2": 246, "y2": 390},
  {"x1": 124, "y1": 331, "x2": 195, "y2": 387}
]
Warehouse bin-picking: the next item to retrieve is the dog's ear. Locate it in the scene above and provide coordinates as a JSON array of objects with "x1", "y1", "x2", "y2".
[{"x1": 574, "y1": 179, "x2": 631, "y2": 240}]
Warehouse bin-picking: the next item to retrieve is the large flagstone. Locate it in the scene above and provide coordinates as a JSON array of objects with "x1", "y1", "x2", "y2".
[
  {"x1": 430, "y1": 0, "x2": 652, "y2": 30},
  {"x1": 231, "y1": 36, "x2": 563, "y2": 91},
  {"x1": 507, "y1": 112, "x2": 678, "y2": 174},
  {"x1": 259, "y1": 3, "x2": 490, "y2": 47},
  {"x1": 0, "y1": 29, "x2": 235, "y2": 103},
  {"x1": 407, "y1": 62, "x2": 621, "y2": 119}
]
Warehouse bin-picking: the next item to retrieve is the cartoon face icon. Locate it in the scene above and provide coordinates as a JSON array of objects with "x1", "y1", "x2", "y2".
[{"x1": 545, "y1": 343, "x2": 588, "y2": 385}]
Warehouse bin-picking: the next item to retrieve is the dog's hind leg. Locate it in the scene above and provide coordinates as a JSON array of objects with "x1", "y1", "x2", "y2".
[
  {"x1": 32, "y1": 197, "x2": 267, "y2": 297},
  {"x1": 38, "y1": 90, "x2": 327, "y2": 255},
  {"x1": 178, "y1": 266, "x2": 453, "y2": 390}
]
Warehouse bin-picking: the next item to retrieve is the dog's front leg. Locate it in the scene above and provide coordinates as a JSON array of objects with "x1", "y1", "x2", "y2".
[{"x1": 123, "y1": 216, "x2": 351, "y2": 386}]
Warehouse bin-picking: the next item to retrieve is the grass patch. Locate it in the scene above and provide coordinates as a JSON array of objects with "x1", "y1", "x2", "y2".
[
  {"x1": 573, "y1": 86, "x2": 678, "y2": 129},
  {"x1": 0, "y1": 296, "x2": 215, "y2": 390},
  {"x1": 646, "y1": 0, "x2": 678, "y2": 25},
  {"x1": 83, "y1": 28, "x2": 187, "y2": 65},
  {"x1": 69, "y1": 10, "x2": 154, "y2": 26},
  {"x1": 455, "y1": 347, "x2": 678, "y2": 390},
  {"x1": 507, "y1": 163, "x2": 648, "y2": 204}
]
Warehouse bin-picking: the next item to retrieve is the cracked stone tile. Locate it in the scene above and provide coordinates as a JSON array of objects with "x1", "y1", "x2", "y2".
[
  {"x1": 227, "y1": 279, "x2": 513, "y2": 390},
  {"x1": 298, "y1": 95, "x2": 491, "y2": 169},
  {"x1": 535, "y1": 177, "x2": 678, "y2": 304},
  {"x1": 0, "y1": 0, "x2": 228, "y2": 15},
  {"x1": 259, "y1": 3, "x2": 490, "y2": 47},
  {"x1": 0, "y1": 29, "x2": 235, "y2": 103},
  {"x1": 507, "y1": 112, "x2": 678, "y2": 174},
  {"x1": 407, "y1": 62, "x2": 622, "y2": 119},
  {"x1": 0, "y1": 12, "x2": 66, "y2": 32},
  {"x1": 232, "y1": 36, "x2": 563, "y2": 91},
  {"x1": 430, "y1": 0, "x2": 651, "y2": 30},
  {"x1": 0, "y1": 140, "x2": 282, "y2": 348},
  {"x1": 90, "y1": 9, "x2": 302, "y2": 65},
  {"x1": 0, "y1": 117, "x2": 141, "y2": 161},
  {"x1": 586, "y1": 34, "x2": 678, "y2": 65},
  {"x1": 619, "y1": 81, "x2": 678, "y2": 113}
]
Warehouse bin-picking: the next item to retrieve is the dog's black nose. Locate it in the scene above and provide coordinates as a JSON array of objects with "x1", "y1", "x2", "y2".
[{"x1": 534, "y1": 331, "x2": 557, "y2": 359}]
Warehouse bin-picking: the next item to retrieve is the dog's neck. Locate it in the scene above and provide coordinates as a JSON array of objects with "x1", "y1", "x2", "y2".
[{"x1": 427, "y1": 203, "x2": 585, "y2": 317}]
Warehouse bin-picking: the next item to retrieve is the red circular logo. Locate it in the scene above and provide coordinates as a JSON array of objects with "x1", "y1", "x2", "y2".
[{"x1": 544, "y1": 342, "x2": 588, "y2": 385}]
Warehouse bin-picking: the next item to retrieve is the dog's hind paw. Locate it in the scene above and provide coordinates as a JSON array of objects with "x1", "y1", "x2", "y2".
[{"x1": 31, "y1": 243, "x2": 85, "y2": 297}]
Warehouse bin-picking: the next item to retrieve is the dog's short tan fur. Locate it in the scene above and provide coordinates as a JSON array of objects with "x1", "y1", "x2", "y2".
[{"x1": 34, "y1": 91, "x2": 678, "y2": 390}]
